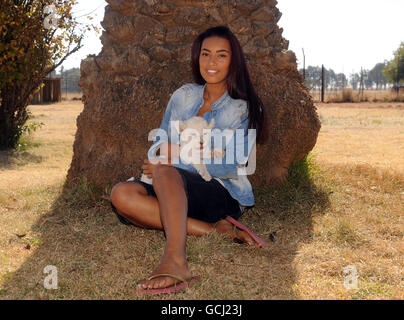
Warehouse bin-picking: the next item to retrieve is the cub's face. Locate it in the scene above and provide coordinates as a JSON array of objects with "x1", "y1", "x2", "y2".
[{"x1": 178, "y1": 117, "x2": 215, "y2": 150}]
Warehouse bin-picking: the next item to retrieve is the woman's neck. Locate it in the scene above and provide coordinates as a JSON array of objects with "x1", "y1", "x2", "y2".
[{"x1": 204, "y1": 82, "x2": 227, "y2": 104}]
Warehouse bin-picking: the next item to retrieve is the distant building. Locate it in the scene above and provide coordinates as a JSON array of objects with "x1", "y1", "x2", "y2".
[{"x1": 31, "y1": 77, "x2": 61, "y2": 104}]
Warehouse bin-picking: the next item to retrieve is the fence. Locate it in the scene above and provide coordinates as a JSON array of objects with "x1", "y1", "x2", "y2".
[
  {"x1": 59, "y1": 75, "x2": 82, "y2": 97},
  {"x1": 300, "y1": 65, "x2": 403, "y2": 102}
]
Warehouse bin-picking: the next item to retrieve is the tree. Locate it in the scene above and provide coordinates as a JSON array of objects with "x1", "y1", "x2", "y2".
[
  {"x1": 302, "y1": 66, "x2": 350, "y2": 90},
  {"x1": 336, "y1": 73, "x2": 348, "y2": 89},
  {"x1": 0, "y1": 0, "x2": 98, "y2": 150},
  {"x1": 369, "y1": 62, "x2": 387, "y2": 89},
  {"x1": 325, "y1": 68, "x2": 336, "y2": 90},
  {"x1": 383, "y1": 42, "x2": 404, "y2": 86},
  {"x1": 362, "y1": 69, "x2": 373, "y2": 89},
  {"x1": 302, "y1": 66, "x2": 322, "y2": 90},
  {"x1": 349, "y1": 72, "x2": 360, "y2": 90}
]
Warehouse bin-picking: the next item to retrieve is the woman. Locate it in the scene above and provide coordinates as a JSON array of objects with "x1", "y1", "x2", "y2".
[{"x1": 110, "y1": 26, "x2": 268, "y2": 294}]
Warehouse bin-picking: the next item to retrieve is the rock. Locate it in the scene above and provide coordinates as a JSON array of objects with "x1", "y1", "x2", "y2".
[{"x1": 67, "y1": 0, "x2": 321, "y2": 190}]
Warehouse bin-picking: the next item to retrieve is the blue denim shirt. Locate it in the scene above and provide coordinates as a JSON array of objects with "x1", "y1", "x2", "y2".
[{"x1": 147, "y1": 83, "x2": 257, "y2": 208}]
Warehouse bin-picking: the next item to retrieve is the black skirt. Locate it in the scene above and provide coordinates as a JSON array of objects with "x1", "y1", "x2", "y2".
[{"x1": 111, "y1": 166, "x2": 244, "y2": 224}]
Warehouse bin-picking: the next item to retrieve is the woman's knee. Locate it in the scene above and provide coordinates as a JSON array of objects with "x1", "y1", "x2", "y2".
[
  {"x1": 152, "y1": 164, "x2": 177, "y2": 180},
  {"x1": 110, "y1": 182, "x2": 141, "y2": 205},
  {"x1": 110, "y1": 182, "x2": 126, "y2": 205},
  {"x1": 152, "y1": 165, "x2": 185, "y2": 189},
  {"x1": 110, "y1": 181, "x2": 148, "y2": 206}
]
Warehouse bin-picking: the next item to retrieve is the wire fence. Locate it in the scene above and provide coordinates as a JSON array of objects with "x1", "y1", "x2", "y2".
[
  {"x1": 59, "y1": 75, "x2": 82, "y2": 97},
  {"x1": 48, "y1": 68, "x2": 402, "y2": 104}
]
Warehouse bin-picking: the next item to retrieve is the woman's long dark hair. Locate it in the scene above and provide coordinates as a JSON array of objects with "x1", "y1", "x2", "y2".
[{"x1": 191, "y1": 25, "x2": 268, "y2": 145}]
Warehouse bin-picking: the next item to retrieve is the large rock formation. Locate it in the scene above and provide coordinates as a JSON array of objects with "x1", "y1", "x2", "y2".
[{"x1": 67, "y1": 0, "x2": 321, "y2": 188}]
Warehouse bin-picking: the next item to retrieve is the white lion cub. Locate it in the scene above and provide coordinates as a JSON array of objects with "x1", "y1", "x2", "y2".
[
  {"x1": 177, "y1": 116, "x2": 225, "y2": 181},
  {"x1": 140, "y1": 116, "x2": 225, "y2": 183}
]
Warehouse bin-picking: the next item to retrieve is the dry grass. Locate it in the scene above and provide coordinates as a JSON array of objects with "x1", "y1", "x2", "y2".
[
  {"x1": 60, "y1": 92, "x2": 82, "y2": 102},
  {"x1": 0, "y1": 100, "x2": 403, "y2": 300},
  {"x1": 314, "y1": 102, "x2": 404, "y2": 173},
  {"x1": 310, "y1": 89, "x2": 404, "y2": 103}
]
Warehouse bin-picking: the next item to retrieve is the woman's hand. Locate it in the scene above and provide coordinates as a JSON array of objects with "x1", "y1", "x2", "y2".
[{"x1": 141, "y1": 159, "x2": 172, "y2": 178}]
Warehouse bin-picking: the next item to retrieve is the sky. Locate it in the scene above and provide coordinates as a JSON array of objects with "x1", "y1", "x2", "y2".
[{"x1": 59, "y1": 0, "x2": 404, "y2": 76}]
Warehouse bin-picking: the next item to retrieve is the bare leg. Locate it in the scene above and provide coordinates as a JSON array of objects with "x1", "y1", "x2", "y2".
[
  {"x1": 137, "y1": 165, "x2": 191, "y2": 289},
  {"x1": 110, "y1": 181, "x2": 215, "y2": 236},
  {"x1": 110, "y1": 167, "x2": 255, "y2": 290},
  {"x1": 110, "y1": 180, "x2": 255, "y2": 244}
]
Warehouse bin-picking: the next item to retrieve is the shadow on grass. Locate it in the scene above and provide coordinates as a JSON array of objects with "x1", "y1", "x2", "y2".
[
  {"x1": 0, "y1": 150, "x2": 44, "y2": 169},
  {"x1": 0, "y1": 154, "x2": 331, "y2": 299},
  {"x1": 0, "y1": 136, "x2": 43, "y2": 169},
  {"x1": 239, "y1": 153, "x2": 332, "y2": 298}
]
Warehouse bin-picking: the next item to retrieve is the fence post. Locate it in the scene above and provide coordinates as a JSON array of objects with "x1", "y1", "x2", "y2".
[
  {"x1": 358, "y1": 67, "x2": 364, "y2": 101},
  {"x1": 321, "y1": 64, "x2": 325, "y2": 102}
]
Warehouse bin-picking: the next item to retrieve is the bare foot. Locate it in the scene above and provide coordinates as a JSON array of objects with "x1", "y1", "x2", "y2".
[
  {"x1": 137, "y1": 255, "x2": 193, "y2": 290},
  {"x1": 214, "y1": 219, "x2": 257, "y2": 246}
]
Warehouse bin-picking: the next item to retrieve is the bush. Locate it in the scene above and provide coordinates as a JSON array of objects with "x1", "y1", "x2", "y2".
[
  {"x1": 14, "y1": 111, "x2": 44, "y2": 151},
  {"x1": 341, "y1": 88, "x2": 354, "y2": 102}
]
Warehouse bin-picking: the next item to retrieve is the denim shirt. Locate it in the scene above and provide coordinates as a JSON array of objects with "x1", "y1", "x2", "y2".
[{"x1": 147, "y1": 83, "x2": 257, "y2": 209}]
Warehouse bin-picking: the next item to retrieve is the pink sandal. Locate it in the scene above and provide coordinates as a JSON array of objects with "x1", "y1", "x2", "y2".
[
  {"x1": 225, "y1": 216, "x2": 268, "y2": 248},
  {"x1": 137, "y1": 273, "x2": 200, "y2": 295}
]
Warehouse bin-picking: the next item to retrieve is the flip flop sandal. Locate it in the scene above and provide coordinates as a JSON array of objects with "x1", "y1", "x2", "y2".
[
  {"x1": 225, "y1": 216, "x2": 268, "y2": 248},
  {"x1": 137, "y1": 273, "x2": 201, "y2": 295}
]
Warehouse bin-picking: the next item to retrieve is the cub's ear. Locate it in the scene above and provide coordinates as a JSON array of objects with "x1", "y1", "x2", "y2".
[{"x1": 208, "y1": 118, "x2": 215, "y2": 128}]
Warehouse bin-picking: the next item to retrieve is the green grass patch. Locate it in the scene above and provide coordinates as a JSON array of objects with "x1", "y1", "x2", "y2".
[
  {"x1": 283, "y1": 153, "x2": 320, "y2": 189},
  {"x1": 253, "y1": 152, "x2": 331, "y2": 226},
  {"x1": 14, "y1": 134, "x2": 42, "y2": 152},
  {"x1": 59, "y1": 176, "x2": 109, "y2": 209}
]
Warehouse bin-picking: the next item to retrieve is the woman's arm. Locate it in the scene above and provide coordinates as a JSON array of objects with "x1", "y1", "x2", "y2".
[{"x1": 141, "y1": 158, "x2": 172, "y2": 178}]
